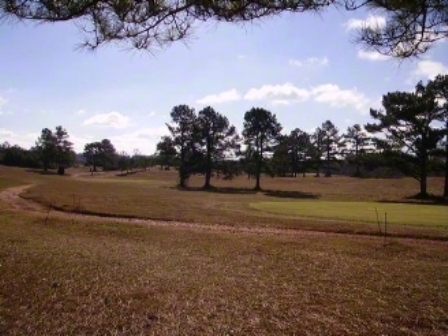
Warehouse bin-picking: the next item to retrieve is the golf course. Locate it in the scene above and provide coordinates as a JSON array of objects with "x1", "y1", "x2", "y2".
[{"x1": 1, "y1": 165, "x2": 447, "y2": 335}]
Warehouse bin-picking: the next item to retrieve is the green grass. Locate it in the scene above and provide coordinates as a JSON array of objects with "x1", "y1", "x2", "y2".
[{"x1": 250, "y1": 201, "x2": 448, "y2": 227}]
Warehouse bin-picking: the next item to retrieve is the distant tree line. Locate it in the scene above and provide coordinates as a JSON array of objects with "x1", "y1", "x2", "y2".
[
  {"x1": 156, "y1": 75, "x2": 448, "y2": 197},
  {"x1": 0, "y1": 126, "x2": 77, "y2": 174},
  {"x1": 0, "y1": 128, "x2": 154, "y2": 176},
  {"x1": 1, "y1": 75, "x2": 447, "y2": 198}
]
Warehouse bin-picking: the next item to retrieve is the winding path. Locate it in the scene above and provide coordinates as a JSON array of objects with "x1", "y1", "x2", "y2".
[
  {"x1": 0, "y1": 184, "x2": 331, "y2": 238},
  {"x1": 1, "y1": 184, "x2": 446, "y2": 246}
]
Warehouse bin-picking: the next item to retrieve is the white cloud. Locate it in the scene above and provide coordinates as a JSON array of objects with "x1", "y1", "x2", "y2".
[
  {"x1": 244, "y1": 83, "x2": 311, "y2": 105},
  {"x1": 312, "y1": 84, "x2": 370, "y2": 112},
  {"x1": 76, "y1": 109, "x2": 86, "y2": 115},
  {"x1": 409, "y1": 60, "x2": 448, "y2": 81},
  {"x1": 0, "y1": 128, "x2": 14, "y2": 137},
  {"x1": 289, "y1": 56, "x2": 329, "y2": 67},
  {"x1": 344, "y1": 15, "x2": 386, "y2": 31},
  {"x1": 108, "y1": 126, "x2": 170, "y2": 154},
  {"x1": 196, "y1": 89, "x2": 241, "y2": 105},
  {"x1": 148, "y1": 111, "x2": 156, "y2": 117},
  {"x1": 0, "y1": 128, "x2": 39, "y2": 149},
  {"x1": 83, "y1": 111, "x2": 130, "y2": 129},
  {"x1": 243, "y1": 82, "x2": 371, "y2": 111},
  {"x1": 357, "y1": 50, "x2": 391, "y2": 61}
]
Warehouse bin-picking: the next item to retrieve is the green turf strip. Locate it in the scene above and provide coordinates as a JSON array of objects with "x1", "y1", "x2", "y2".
[{"x1": 250, "y1": 201, "x2": 448, "y2": 227}]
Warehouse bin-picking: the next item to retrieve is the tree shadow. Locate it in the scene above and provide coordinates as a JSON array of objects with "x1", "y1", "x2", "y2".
[
  {"x1": 263, "y1": 189, "x2": 319, "y2": 199},
  {"x1": 378, "y1": 193, "x2": 448, "y2": 206},
  {"x1": 172, "y1": 186, "x2": 259, "y2": 195},
  {"x1": 25, "y1": 169, "x2": 68, "y2": 176},
  {"x1": 171, "y1": 186, "x2": 319, "y2": 199}
]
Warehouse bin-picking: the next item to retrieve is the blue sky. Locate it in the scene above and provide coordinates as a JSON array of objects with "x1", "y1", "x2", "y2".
[{"x1": 1, "y1": 7, "x2": 447, "y2": 154}]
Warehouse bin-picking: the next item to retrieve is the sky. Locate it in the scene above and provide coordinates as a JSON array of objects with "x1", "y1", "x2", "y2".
[{"x1": 0, "y1": 7, "x2": 447, "y2": 155}]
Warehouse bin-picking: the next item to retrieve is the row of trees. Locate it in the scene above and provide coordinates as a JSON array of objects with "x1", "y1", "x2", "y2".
[
  {"x1": 157, "y1": 106, "x2": 374, "y2": 190},
  {"x1": 159, "y1": 105, "x2": 240, "y2": 188},
  {"x1": 158, "y1": 75, "x2": 448, "y2": 197},
  {"x1": 0, "y1": 129, "x2": 151, "y2": 175},
  {"x1": 0, "y1": 126, "x2": 77, "y2": 174},
  {"x1": 1, "y1": 75, "x2": 446, "y2": 197}
]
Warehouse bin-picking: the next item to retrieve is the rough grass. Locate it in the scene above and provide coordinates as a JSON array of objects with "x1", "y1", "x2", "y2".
[
  {"x1": 15, "y1": 166, "x2": 447, "y2": 239},
  {"x1": 250, "y1": 201, "x2": 448, "y2": 227},
  {"x1": 1, "y1": 212, "x2": 448, "y2": 335},
  {"x1": 1, "y1": 165, "x2": 448, "y2": 334}
]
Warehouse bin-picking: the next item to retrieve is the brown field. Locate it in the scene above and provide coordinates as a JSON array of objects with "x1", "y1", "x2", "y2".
[
  {"x1": 18, "y1": 166, "x2": 448, "y2": 238},
  {"x1": 1, "y1": 165, "x2": 448, "y2": 335}
]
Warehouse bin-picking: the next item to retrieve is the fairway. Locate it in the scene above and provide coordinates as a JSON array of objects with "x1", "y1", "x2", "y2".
[{"x1": 250, "y1": 201, "x2": 448, "y2": 227}]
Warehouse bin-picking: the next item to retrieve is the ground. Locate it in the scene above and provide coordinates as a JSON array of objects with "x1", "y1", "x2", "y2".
[{"x1": 0, "y1": 165, "x2": 447, "y2": 335}]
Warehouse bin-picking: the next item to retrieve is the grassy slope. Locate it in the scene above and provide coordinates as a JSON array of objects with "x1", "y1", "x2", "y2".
[
  {"x1": 15, "y1": 166, "x2": 447, "y2": 238},
  {"x1": 250, "y1": 201, "x2": 448, "y2": 227},
  {"x1": 1, "y1": 166, "x2": 448, "y2": 334},
  {"x1": 1, "y1": 213, "x2": 447, "y2": 335}
]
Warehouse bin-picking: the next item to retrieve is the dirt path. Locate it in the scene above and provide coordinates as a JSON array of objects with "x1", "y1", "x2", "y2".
[
  {"x1": 1, "y1": 184, "x2": 447, "y2": 245},
  {"x1": 0, "y1": 184, "x2": 331, "y2": 238},
  {"x1": 0, "y1": 185, "x2": 47, "y2": 212}
]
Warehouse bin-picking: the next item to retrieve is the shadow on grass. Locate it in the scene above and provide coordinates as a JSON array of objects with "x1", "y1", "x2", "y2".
[
  {"x1": 263, "y1": 189, "x2": 319, "y2": 199},
  {"x1": 25, "y1": 169, "x2": 70, "y2": 176},
  {"x1": 173, "y1": 186, "x2": 259, "y2": 195},
  {"x1": 378, "y1": 193, "x2": 448, "y2": 206},
  {"x1": 172, "y1": 186, "x2": 319, "y2": 199}
]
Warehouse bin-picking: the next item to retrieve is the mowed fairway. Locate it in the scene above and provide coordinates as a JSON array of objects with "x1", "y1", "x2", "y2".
[
  {"x1": 1, "y1": 165, "x2": 448, "y2": 334},
  {"x1": 250, "y1": 201, "x2": 448, "y2": 227}
]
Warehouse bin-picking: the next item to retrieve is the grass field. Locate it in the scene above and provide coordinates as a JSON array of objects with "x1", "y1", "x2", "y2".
[
  {"x1": 1, "y1": 165, "x2": 448, "y2": 334},
  {"x1": 250, "y1": 201, "x2": 448, "y2": 227},
  {"x1": 16, "y1": 166, "x2": 448, "y2": 238}
]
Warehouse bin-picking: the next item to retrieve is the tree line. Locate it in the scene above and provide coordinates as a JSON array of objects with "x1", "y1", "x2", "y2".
[
  {"x1": 157, "y1": 75, "x2": 448, "y2": 197},
  {"x1": 1, "y1": 75, "x2": 447, "y2": 197},
  {"x1": 0, "y1": 129, "x2": 153, "y2": 175}
]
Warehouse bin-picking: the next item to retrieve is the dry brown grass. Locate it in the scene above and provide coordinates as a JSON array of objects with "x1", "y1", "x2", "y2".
[
  {"x1": 1, "y1": 165, "x2": 448, "y2": 334},
  {"x1": 1, "y1": 211, "x2": 448, "y2": 335},
  {"x1": 17, "y1": 166, "x2": 447, "y2": 239}
]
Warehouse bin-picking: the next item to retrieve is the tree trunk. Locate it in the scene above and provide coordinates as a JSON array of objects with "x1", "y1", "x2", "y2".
[
  {"x1": 255, "y1": 143, "x2": 262, "y2": 191},
  {"x1": 255, "y1": 167, "x2": 261, "y2": 190},
  {"x1": 355, "y1": 142, "x2": 360, "y2": 177},
  {"x1": 204, "y1": 170, "x2": 211, "y2": 189},
  {"x1": 325, "y1": 142, "x2": 331, "y2": 177},
  {"x1": 203, "y1": 155, "x2": 211, "y2": 189},
  {"x1": 203, "y1": 142, "x2": 212, "y2": 189},
  {"x1": 419, "y1": 154, "x2": 428, "y2": 197},
  {"x1": 179, "y1": 147, "x2": 186, "y2": 188}
]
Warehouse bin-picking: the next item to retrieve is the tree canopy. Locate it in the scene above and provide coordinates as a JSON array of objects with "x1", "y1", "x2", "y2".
[
  {"x1": 1, "y1": 0, "x2": 446, "y2": 57},
  {"x1": 243, "y1": 107, "x2": 282, "y2": 190},
  {"x1": 365, "y1": 79, "x2": 445, "y2": 196},
  {"x1": 34, "y1": 125, "x2": 74, "y2": 173},
  {"x1": 83, "y1": 139, "x2": 117, "y2": 171}
]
